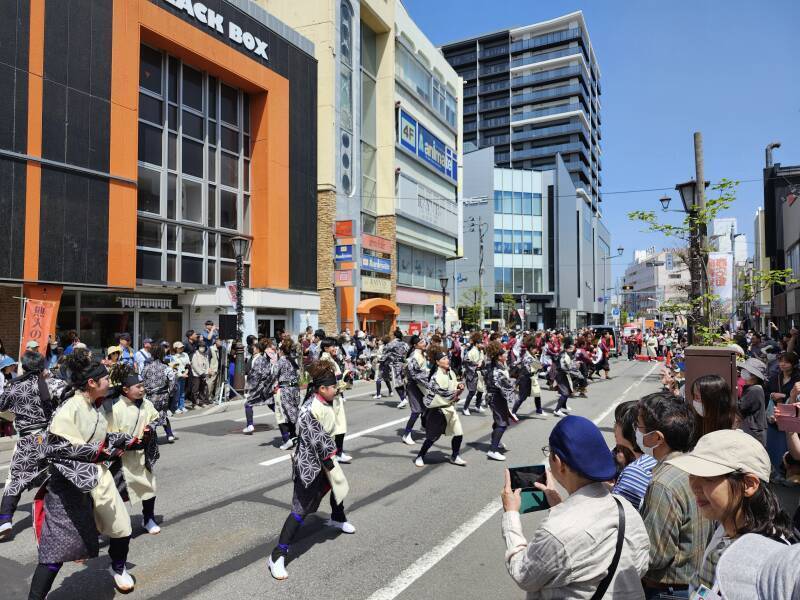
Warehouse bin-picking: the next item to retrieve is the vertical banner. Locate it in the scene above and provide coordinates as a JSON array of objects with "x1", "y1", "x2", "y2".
[
  {"x1": 20, "y1": 300, "x2": 56, "y2": 356},
  {"x1": 224, "y1": 281, "x2": 238, "y2": 310},
  {"x1": 707, "y1": 252, "x2": 733, "y2": 313}
]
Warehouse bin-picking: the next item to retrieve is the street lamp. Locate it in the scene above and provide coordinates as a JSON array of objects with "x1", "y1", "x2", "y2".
[
  {"x1": 520, "y1": 294, "x2": 527, "y2": 331},
  {"x1": 230, "y1": 235, "x2": 250, "y2": 392},
  {"x1": 439, "y1": 276, "x2": 449, "y2": 334},
  {"x1": 659, "y1": 195, "x2": 671, "y2": 211}
]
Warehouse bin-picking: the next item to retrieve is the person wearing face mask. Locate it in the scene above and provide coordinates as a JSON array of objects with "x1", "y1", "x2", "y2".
[
  {"x1": 637, "y1": 392, "x2": 713, "y2": 599},
  {"x1": 189, "y1": 341, "x2": 210, "y2": 409},
  {"x1": 611, "y1": 401, "x2": 657, "y2": 511},
  {"x1": 500, "y1": 415, "x2": 650, "y2": 598},
  {"x1": 737, "y1": 357, "x2": 767, "y2": 447},
  {"x1": 690, "y1": 375, "x2": 738, "y2": 440},
  {"x1": 666, "y1": 429, "x2": 796, "y2": 597}
]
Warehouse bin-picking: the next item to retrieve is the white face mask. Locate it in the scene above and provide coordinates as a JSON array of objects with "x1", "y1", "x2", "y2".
[
  {"x1": 635, "y1": 429, "x2": 660, "y2": 457},
  {"x1": 692, "y1": 400, "x2": 705, "y2": 417}
]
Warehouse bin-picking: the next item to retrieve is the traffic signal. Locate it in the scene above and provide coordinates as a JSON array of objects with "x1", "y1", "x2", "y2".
[{"x1": 622, "y1": 285, "x2": 634, "y2": 291}]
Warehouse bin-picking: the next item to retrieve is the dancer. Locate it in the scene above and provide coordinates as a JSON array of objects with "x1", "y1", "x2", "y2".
[
  {"x1": 140, "y1": 342, "x2": 178, "y2": 443},
  {"x1": 462, "y1": 332, "x2": 486, "y2": 415},
  {"x1": 554, "y1": 337, "x2": 576, "y2": 417},
  {"x1": 320, "y1": 338, "x2": 351, "y2": 463},
  {"x1": 268, "y1": 361, "x2": 355, "y2": 581},
  {"x1": 374, "y1": 335, "x2": 393, "y2": 399},
  {"x1": 109, "y1": 363, "x2": 162, "y2": 535},
  {"x1": 385, "y1": 330, "x2": 409, "y2": 408},
  {"x1": 511, "y1": 341, "x2": 543, "y2": 419},
  {"x1": 28, "y1": 349, "x2": 137, "y2": 598},
  {"x1": 484, "y1": 341, "x2": 515, "y2": 461},
  {"x1": 242, "y1": 340, "x2": 277, "y2": 434},
  {"x1": 414, "y1": 345, "x2": 466, "y2": 467},
  {"x1": 0, "y1": 351, "x2": 67, "y2": 541},
  {"x1": 401, "y1": 335, "x2": 428, "y2": 445},
  {"x1": 274, "y1": 339, "x2": 301, "y2": 451}
]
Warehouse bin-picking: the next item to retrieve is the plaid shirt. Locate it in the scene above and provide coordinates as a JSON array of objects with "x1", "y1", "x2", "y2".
[{"x1": 640, "y1": 451, "x2": 713, "y2": 586}]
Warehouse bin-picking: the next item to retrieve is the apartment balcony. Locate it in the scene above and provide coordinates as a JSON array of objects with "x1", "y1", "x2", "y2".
[
  {"x1": 481, "y1": 96, "x2": 510, "y2": 111},
  {"x1": 464, "y1": 121, "x2": 478, "y2": 133},
  {"x1": 511, "y1": 46, "x2": 584, "y2": 70},
  {"x1": 512, "y1": 141, "x2": 587, "y2": 162},
  {"x1": 511, "y1": 83, "x2": 587, "y2": 108},
  {"x1": 460, "y1": 69, "x2": 478, "y2": 81},
  {"x1": 479, "y1": 79, "x2": 510, "y2": 94},
  {"x1": 481, "y1": 133, "x2": 511, "y2": 146},
  {"x1": 510, "y1": 27, "x2": 582, "y2": 54},
  {"x1": 464, "y1": 103, "x2": 478, "y2": 115},
  {"x1": 562, "y1": 159, "x2": 592, "y2": 184},
  {"x1": 512, "y1": 103, "x2": 585, "y2": 123},
  {"x1": 495, "y1": 151, "x2": 510, "y2": 163},
  {"x1": 511, "y1": 64, "x2": 584, "y2": 89},
  {"x1": 464, "y1": 86, "x2": 477, "y2": 98},
  {"x1": 479, "y1": 62, "x2": 510, "y2": 77},
  {"x1": 510, "y1": 121, "x2": 588, "y2": 144},
  {"x1": 480, "y1": 115, "x2": 511, "y2": 130},
  {"x1": 447, "y1": 52, "x2": 477, "y2": 67},
  {"x1": 479, "y1": 45, "x2": 509, "y2": 60}
]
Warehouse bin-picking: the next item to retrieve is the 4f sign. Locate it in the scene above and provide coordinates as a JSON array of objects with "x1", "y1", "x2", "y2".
[{"x1": 162, "y1": 0, "x2": 269, "y2": 62}]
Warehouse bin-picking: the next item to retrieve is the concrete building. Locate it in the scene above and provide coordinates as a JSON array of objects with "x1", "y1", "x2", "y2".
[
  {"x1": 260, "y1": 0, "x2": 463, "y2": 335},
  {"x1": 458, "y1": 147, "x2": 610, "y2": 330},
  {"x1": 621, "y1": 248, "x2": 691, "y2": 321},
  {"x1": 710, "y1": 218, "x2": 748, "y2": 264},
  {"x1": 752, "y1": 207, "x2": 770, "y2": 330},
  {"x1": 441, "y1": 11, "x2": 602, "y2": 208},
  {"x1": 0, "y1": 0, "x2": 319, "y2": 355}
]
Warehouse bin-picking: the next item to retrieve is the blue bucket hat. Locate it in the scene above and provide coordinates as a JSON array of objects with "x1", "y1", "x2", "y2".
[
  {"x1": 549, "y1": 415, "x2": 617, "y2": 482},
  {"x1": 0, "y1": 356, "x2": 17, "y2": 370}
]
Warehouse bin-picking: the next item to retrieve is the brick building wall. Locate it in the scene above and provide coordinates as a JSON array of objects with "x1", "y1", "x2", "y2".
[
  {"x1": 376, "y1": 215, "x2": 397, "y2": 299},
  {"x1": 0, "y1": 285, "x2": 23, "y2": 358},
  {"x1": 317, "y1": 189, "x2": 337, "y2": 333}
]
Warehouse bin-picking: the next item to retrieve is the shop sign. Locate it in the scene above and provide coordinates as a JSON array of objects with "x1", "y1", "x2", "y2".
[
  {"x1": 160, "y1": 0, "x2": 269, "y2": 61},
  {"x1": 361, "y1": 275, "x2": 391, "y2": 295},
  {"x1": 119, "y1": 297, "x2": 173, "y2": 309},
  {"x1": 361, "y1": 255, "x2": 391, "y2": 274},
  {"x1": 397, "y1": 108, "x2": 457, "y2": 183},
  {"x1": 362, "y1": 233, "x2": 393, "y2": 255},
  {"x1": 19, "y1": 299, "x2": 56, "y2": 357},
  {"x1": 335, "y1": 244, "x2": 354, "y2": 262},
  {"x1": 408, "y1": 322, "x2": 422, "y2": 335},
  {"x1": 334, "y1": 270, "x2": 354, "y2": 287},
  {"x1": 335, "y1": 220, "x2": 354, "y2": 237}
]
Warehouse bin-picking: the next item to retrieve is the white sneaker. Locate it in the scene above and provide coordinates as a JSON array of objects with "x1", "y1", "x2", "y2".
[
  {"x1": 401, "y1": 433, "x2": 416, "y2": 445},
  {"x1": 167, "y1": 410, "x2": 174, "y2": 417},
  {"x1": 0, "y1": 522, "x2": 12, "y2": 541},
  {"x1": 462, "y1": 407, "x2": 471, "y2": 416},
  {"x1": 372, "y1": 394, "x2": 382, "y2": 399},
  {"x1": 449, "y1": 455, "x2": 467, "y2": 466},
  {"x1": 167, "y1": 435, "x2": 177, "y2": 443},
  {"x1": 414, "y1": 456, "x2": 425, "y2": 468},
  {"x1": 242, "y1": 424, "x2": 255, "y2": 434},
  {"x1": 143, "y1": 518, "x2": 161, "y2": 535},
  {"x1": 326, "y1": 519, "x2": 356, "y2": 534},
  {"x1": 487, "y1": 450, "x2": 506, "y2": 461},
  {"x1": 111, "y1": 567, "x2": 135, "y2": 592},
  {"x1": 553, "y1": 409, "x2": 567, "y2": 417},
  {"x1": 477, "y1": 406, "x2": 486, "y2": 413},
  {"x1": 397, "y1": 399, "x2": 408, "y2": 409},
  {"x1": 509, "y1": 412, "x2": 520, "y2": 423},
  {"x1": 337, "y1": 453, "x2": 353, "y2": 464},
  {"x1": 279, "y1": 438, "x2": 295, "y2": 451},
  {"x1": 268, "y1": 555, "x2": 288, "y2": 580}
]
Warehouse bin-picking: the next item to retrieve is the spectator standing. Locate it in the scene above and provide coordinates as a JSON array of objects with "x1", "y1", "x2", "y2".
[
  {"x1": 500, "y1": 415, "x2": 650, "y2": 598},
  {"x1": 738, "y1": 358, "x2": 768, "y2": 447},
  {"x1": 170, "y1": 341, "x2": 190, "y2": 414},
  {"x1": 118, "y1": 333, "x2": 135, "y2": 368},
  {"x1": 134, "y1": 338, "x2": 153, "y2": 373},
  {"x1": 766, "y1": 351, "x2": 800, "y2": 476},
  {"x1": 201, "y1": 320, "x2": 218, "y2": 347},
  {"x1": 637, "y1": 392, "x2": 713, "y2": 598},
  {"x1": 189, "y1": 341, "x2": 210, "y2": 408},
  {"x1": 62, "y1": 330, "x2": 79, "y2": 355},
  {"x1": 691, "y1": 375, "x2": 738, "y2": 439},
  {"x1": 207, "y1": 338, "x2": 222, "y2": 404},
  {"x1": 183, "y1": 330, "x2": 199, "y2": 406},
  {"x1": 612, "y1": 400, "x2": 657, "y2": 510}
]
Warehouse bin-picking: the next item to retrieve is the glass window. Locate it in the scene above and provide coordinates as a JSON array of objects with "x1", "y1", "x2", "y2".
[
  {"x1": 513, "y1": 230, "x2": 523, "y2": 254},
  {"x1": 167, "y1": 57, "x2": 178, "y2": 102},
  {"x1": 524, "y1": 269, "x2": 533, "y2": 293},
  {"x1": 137, "y1": 220, "x2": 161, "y2": 249},
  {"x1": 513, "y1": 268, "x2": 524, "y2": 293},
  {"x1": 532, "y1": 193, "x2": 542, "y2": 216},
  {"x1": 182, "y1": 227, "x2": 204, "y2": 254},
  {"x1": 242, "y1": 95, "x2": 250, "y2": 134},
  {"x1": 361, "y1": 213, "x2": 377, "y2": 235},
  {"x1": 167, "y1": 173, "x2": 176, "y2": 219},
  {"x1": 168, "y1": 133, "x2": 177, "y2": 170},
  {"x1": 167, "y1": 224, "x2": 177, "y2": 250},
  {"x1": 208, "y1": 76, "x2": 217, "y2": 119},
  {"x1": 181, "y1": 137, "x2": 203, "y2": 178},
  {"x1": 522, "y1": 192, "x2": 532, "y2": 215},
  {"x1": 139, "y1": 94, "x2": 163, "y2": 125},
  {"x1": 182, "y1": 110, "x2": 203, "y2": 140},
  {"x1": 533, "y1": 231, "x2": 543, "y2": 255},
  {"x1": 168, "y1": 105, "x2": 177, "y2": 131},
  {"x1": 181, "y1": 256, "x2": 203, "y2": 284},
  {"x1": 136, "y1": 250, "x2": 161, "y2": 280},
  {"x1": 503, "y1": 191, "x2": 512, "y2": 214},
  {"x1": 412, "y1": 247, "x2": 424, "y2": 287},
  {"x1": 207, "y1": 260, "x2": 217, "y2": 286},
  {"x1": 494, "y1": 229, "x2": 503, "y2": 254},
  {"x1": 495, "y1": 267, "x2": 504, "y2": 293},
  {"x1": 398, "y1": 245, "x2": 412, "y2": 285},
  {"x1": 221, "y1": 84, "x2": 238, "y2": 126},
  {"x1": 513, "y1": 192, "x2": 523, "y2": 214},
  {"x1": 503, "y1": 229, "x2": 512, "y2": 254},
  {"x1": 360, "y1": 24, "x2": 377, "y2": 77},
  {"x1": 503, "y1": 267, "x2": 512, "y2": 292},
  {"x1": 182, "y1": 65, "x2": 203, "y2": 111},
  {"x1": 207, "y1": 146, "x2": 216, "y2": 182},
  {"x1": 207, "y1": 185, "x2": 216, "y2": 228},
  {"x1": 534, "y1": 268, "x2": 543, "y2": 293},
  {"x1": 138, "y1": 122, "x2": 162, "y2": 166},
  {"x1": 523, "y1": 230, "x2": 532, "y2": 254},
  {"x1": 221, "y1": 126, "x2": 239, "y2": 153},
  {"x1": 140, "y1": 46, "x2": 162, "y2": 95},
  {"x1": 167, "y1": 254, "x2": 176, "y2": 281},
  {"x1": 220, "y1": 152, "x2": 238, "y2": 188},
  {"x1": 137, "y1": 167, "x2": 160, "y2": 214},
  {"x1": 181, "y1": 179, "x2": 203, "y2": 223},
  {"x1": 493, "y1": 190, "x2": 502, "y2": 213},
  {"x1": 361, "y1": 75, "x2": 376, "y2": 146},
  {"x1": 220, "y1": 189, "x2": 238, "y2": 230}
]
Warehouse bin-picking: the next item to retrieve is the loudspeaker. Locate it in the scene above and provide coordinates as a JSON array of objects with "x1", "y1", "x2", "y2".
[{"x1": 218, "y1": 314, "x2": 237, "y2": 340}]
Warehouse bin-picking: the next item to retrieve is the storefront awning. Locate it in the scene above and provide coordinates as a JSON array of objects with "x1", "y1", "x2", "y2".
[{"x1": 356, "y1": 298, "x2": 400, "y2": 317}]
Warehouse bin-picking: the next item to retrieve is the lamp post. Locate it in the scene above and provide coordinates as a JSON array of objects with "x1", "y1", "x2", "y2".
[
  {"x1": 520, "y1": 294, "x2": 527, "y2": 331},
  {"x1": 230, "y1": 236, "x2": 250, "y2": 392},
  {"x1": 439, "y1": 276, "x2": 449, "y2": 334}
]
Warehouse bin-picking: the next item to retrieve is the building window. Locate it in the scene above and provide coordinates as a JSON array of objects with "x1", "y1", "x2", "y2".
[
  {"x1": 399, "y1": 243, "x2": 446, "y2": 291},
  {"x1": 136, "y1": 45, "x2": 250, "y2": 286},
  {"x1": 339, "y1": 0, "x2": 354, "y2": 195},
  {"x1": 493, "y1": 189, "x2": 542, "y2": 215},
  {"x1": 361, "y1": 22, "x2": 377, "y2": 214},
  {"x1": 396, "y1": 42, "x2": 456, "y2": 128}
]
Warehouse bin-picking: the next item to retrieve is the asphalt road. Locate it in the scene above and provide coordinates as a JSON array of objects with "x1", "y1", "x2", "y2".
[{"x1": 0, "y1": 359, "x2": 662, "y2": 599}]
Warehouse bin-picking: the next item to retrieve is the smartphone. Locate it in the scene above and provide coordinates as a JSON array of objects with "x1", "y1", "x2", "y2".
[{"x1": 508, "y1": 465, "x2": 550, "y2": 513}]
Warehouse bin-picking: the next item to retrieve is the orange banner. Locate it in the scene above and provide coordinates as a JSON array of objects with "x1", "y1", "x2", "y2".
[{"x1": 20, "y1": 299, "x2": 56, "y2": 357}]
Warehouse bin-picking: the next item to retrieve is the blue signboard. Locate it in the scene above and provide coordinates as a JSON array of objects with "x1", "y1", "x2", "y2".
[
  {"x1": 361, "y1": 255, "x2": 391, "y2": 274},
  {"x1": 397, "y1": 108, "x2": 457, "y2": 184},
  {"x1": 335, "y1": 244, "x2": 353, "y2": 262}
]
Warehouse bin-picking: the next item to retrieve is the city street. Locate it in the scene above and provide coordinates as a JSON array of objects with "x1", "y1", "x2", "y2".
[{"x1": 0, "y1": 359, "x2": 661, "y2": 599}]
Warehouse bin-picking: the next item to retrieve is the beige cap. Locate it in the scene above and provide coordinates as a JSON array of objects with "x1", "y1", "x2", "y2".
[
  {"x1": 106, "y1": 345, "x2": 121, "y2": 357},
  {"x1": 173, "y1": 341, "x2": 184, "y2": 349},
  {"x1": 25, "y1": 339, "x2": 40, "y2": 349},
  {"x1": 667, "y1": 429, "x2": 771, "y2": 481}
]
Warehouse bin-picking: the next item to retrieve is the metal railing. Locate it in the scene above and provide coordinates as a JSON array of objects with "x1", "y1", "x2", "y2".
[
  {"x1": 510, "y1": 28, "x2": 582, "y2": 53},
  {"x1": 511, "y1": 47, "x2": 583, "y2": 69}
]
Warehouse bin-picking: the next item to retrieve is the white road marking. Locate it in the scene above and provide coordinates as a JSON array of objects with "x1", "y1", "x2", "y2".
[
  {"x1": 235, "y1": 389, "x2": 393, "y2": 423},
  {"x1": 0, "y1": 463, "x2": 9, "y2": 471},
  {"x1": 365, "y1": 361, "x2": 659, "y2": 600},
  {"x1": 258, "y1": 417, "x2": 408, "y2": 467}
]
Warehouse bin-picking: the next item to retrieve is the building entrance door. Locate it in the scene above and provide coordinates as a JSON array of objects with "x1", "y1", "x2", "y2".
[{"x1": 258, "y1": 317, "x2": 287, "y2": 340}]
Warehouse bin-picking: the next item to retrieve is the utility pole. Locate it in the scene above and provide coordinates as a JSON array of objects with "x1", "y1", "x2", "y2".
[
  {"x1": 469, "y1": 216, "x2": 489, "y2": 331},
  {"x1": 689, "y1": 132, "x2": 706, "y2": 344}
]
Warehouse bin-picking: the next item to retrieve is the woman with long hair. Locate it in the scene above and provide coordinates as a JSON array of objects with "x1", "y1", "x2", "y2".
[
  {"x1": 511, "y1": 341, "x2": 543, "y2": 418},
  {"x1": 691, "y1": 375, "x2": 737, "y2": 439},
  {"x1": 28, "y1": 349, "x2": 137, "y2": 598},
  {"x1": 242, "y1": 340, "x2": 277, "y2": 435},
  {"x1": 461, "y1": 331, "x2": 486, "y2": 416},
  {"x1": 401, "y1": 335, "x2": 428, "y2": 445},
  {"x1": 140, "y1": 342, "x2": 178, "y2": 443},
  {"x1": 414, "y1": 345, "x2": 466, "y2": 467},
  {"x1": 484, "y1": 341, "x2": 516, "y2": 461},
  {"x1": 274, "y1": 339, "x2": 301, "y2": 451}
]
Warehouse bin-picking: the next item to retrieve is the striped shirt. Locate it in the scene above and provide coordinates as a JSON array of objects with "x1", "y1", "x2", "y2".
[
  {"x1": 613, "y1": 454, "x2": 657, "y2": 510},
  {"x1": 640, "y1": 451, "x2": 714, "y2": 587}
]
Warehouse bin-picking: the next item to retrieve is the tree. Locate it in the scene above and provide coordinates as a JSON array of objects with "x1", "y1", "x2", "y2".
[
  {"x1": 459, "y1": 286, "x2": 488, "y2": 330},
  {"x1": 501, "y1": 293, "x2": 517, "y2": 326}
]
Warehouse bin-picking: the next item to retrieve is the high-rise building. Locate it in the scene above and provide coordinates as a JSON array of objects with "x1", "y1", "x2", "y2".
[
  {"x1": 441, "y1": 11, "x2": 602, "y2": 210},
  {"x1": 710, "y1": 218, "x2": 748, "y2": 264},
  {"x1": 260, "y1": 0, "x2": 463, "y2": 334}
]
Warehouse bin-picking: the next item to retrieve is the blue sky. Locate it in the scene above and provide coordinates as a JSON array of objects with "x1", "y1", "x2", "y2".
[{"x1": 402, "y1": 0, "x2": 800, "y2": 282}]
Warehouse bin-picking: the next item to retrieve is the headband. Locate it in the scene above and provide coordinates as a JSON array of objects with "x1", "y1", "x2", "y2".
[
  {"x1": 122, "y1": 374, "x2": 142, "y2": 388},
  {"x1": 72, "y1": 362, "x2": 108, "y2": 389},
  {"x1": 313, "y1": 373, "x2": 338, "y2": 388},
  {"x1": 432, "y1": 351, "x2": 446, "y2": 362}
]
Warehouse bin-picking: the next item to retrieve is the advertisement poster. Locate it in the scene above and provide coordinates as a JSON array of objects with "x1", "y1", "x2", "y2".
[
  {"x1": 707, "y1": 252, "x2": 733, "y2": 312},
  {"x1": 19, "y1": 299, "x2": 56, "y2": 357},
  {"x1": 224, "y1": 281, "x2": 238, "y2": 309}
]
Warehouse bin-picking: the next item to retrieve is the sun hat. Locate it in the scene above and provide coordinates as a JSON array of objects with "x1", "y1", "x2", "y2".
[
  {"x1": 666, "y1": 429, "x2": 770, "y2": 481},
  {"x1": 106, "y1": 345, "x2": 121, "y2": 357},
  {"x1": 739, "y1": 357, "x2": 767, "y2": 381},
  {"x1": 25, "y1": 340, "x2": 40, "y2": 349},
  {"x1": 549, "y1": 415, "x2": 617, "y2": 481},
  {"x1": 173, "y1": 341, "x2": 184, "y2": 349}
]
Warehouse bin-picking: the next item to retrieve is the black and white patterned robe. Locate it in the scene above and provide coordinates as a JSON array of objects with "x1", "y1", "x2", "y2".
[
  {"x1": 140, "y1": 360, "x2": 176, "y2": 422},
  {"x1": 0, "y1": 374, "x2": 67, "y2": 501},
  {"x1": 275, "y1": 356, "x2": 300, "y2": 425},
  {"x1": 245, "y1": 354, "x2": 277, "y2": 407},
  {"x1": 384, "y1": 339, "x2": 409, "y2": 387},
  {"x1": 404, "y1": 350, "x2": 429, "y2": 413}
]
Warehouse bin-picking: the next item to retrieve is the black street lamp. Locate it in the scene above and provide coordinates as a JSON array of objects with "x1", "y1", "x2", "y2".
[
  {"x1": 439, "y1": 276, "x2": 449, "y2": 334},
  {"x1": 520, "y1": 293, "x2": 527, "y2": 330},
  {"x1": 230, "y1": 236, "x2": 250, "y2": 392}
]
